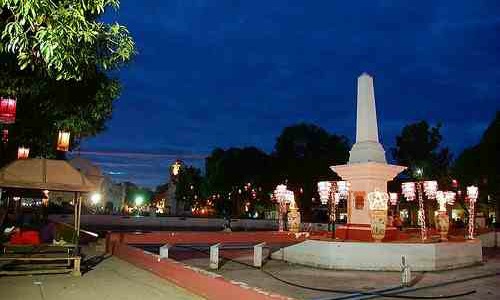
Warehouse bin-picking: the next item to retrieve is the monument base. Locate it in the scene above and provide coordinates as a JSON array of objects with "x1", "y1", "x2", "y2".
[
  {"x1": 271, "y1": 239, "x2": 482, "y2": 271},
  {"x1": 336, "y1": 224, "x2": 402, "y2": 241}
]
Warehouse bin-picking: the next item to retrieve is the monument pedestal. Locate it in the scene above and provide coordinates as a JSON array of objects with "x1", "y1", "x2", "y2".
[{"x1": 336, "y1": 224, "x2": 400, "y2": 241}]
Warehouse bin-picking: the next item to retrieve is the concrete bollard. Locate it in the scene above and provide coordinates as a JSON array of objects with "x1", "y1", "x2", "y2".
[
  {"x1": 209, "y1": 243, "x2": 221, "y2": 270},
  {"x1": 253, "y1": 242, "x2": 266, "y2": 268},
  {"x1": 159, "y1": 244, "x2": 171, "y2": 259},
  {"x1": 401, "y1": 255, "x2": 411, "y2": 287}
]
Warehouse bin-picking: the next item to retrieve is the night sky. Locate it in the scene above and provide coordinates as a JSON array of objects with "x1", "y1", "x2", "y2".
[{"x1": 76, "y1": 1, "x2": 500, "y2": 188}]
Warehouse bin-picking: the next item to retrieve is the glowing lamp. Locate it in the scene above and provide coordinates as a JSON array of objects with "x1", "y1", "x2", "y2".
[
  {"x1": 445, "y1": 191, "x2": 456, "y2": 205},
  {"x1": 0, "y1": 97, "x2": 16, "y2": 124},
  {"x1": 367, "y1": 190, "x2": 389, "y2": 211},
  {"x1": 171, "y1": 160, "x2": 181, "y2": 176},
  {"x1": 436, "y1": 191, "x2": 447, "y2": 212},
  {"x1": 337, "y1": 181, "x2": 350, "y2": 199},
  {"x1": 466, "y1": 186, "x2": 478, "y2": 202},
  {"x1": 401, "y1": 182, "x2": 416, "y2": 201},
  {"x1": 56, "y1": 131, "x2": 71, "y2": 152},
  {"x1": 90, "y1": 192, "x2": 102, "y2": 205},
  {"x1": 317, "y1": 181, "x2": 332, "y2": 205},
  {"x1": 274, "y1": 184, "x2": 288, "y2": 203},
  {"x1": 17, "y1": 147, "x2": 30, "y2": 159},
  {"x1": 423, "y1": 181, "x2": 438, "y2": 199},
  {"x1": 134, "y1": 195, "x2": 144, "y2": 206},
  {"x1": 389, "y1": 193, "x2": 398, "y2": 205}
]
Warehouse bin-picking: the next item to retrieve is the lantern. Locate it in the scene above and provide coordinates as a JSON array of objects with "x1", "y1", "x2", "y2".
[
  {"x1": 401, "y1": 182, "x2": 416, "y2": 201},
  {"x1": 445, "y1": 191, "x2": 456, "y2": 205},
  {"x1": 1, "y1": 129, "x2": 7, "y2": 143},
  {"x1": 317, "y1": 181, "x2": 332, "y2": 205},
  {"x1": 423, "y1": 181, "x2": 438, "y2": 199},
  {"x1": 56, "y1": 131, "x2": 71, "y2": 152},
  {"x1": 0, "y1": 97, "x2": 17, "y2": 124},
  {"x1": 17, "y1": 147, "x2": 29, "y2": 159},
  {"x1": 436, "y1": 191, "x2": 447, "y2": 212},
  {"x1": 466, "y1": 186, "x2": 478, "y2": 202},
  {"x1": 337, "y1": 181, "x2": 350, "y2": 199},
  {"x1": 389, "y1": 193, "x2": 398, "y2": 206}
]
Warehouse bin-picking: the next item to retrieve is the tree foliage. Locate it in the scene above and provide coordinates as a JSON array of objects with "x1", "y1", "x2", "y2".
[
  {"x1": 175, "y1": 166, "x2": 204, "y2": 210},
  {"x1": 273, "y1": 123, "x2": 350, "y2": 218},
  {"x1": 0, "y1": 53, "x2": 120, "y2": 162},
  {"x1": 0, "y1": 0, "x2": 135, "y2": 80},
  {"x1": 391, "y1": 121, "x2": 452, "y2": 180}
]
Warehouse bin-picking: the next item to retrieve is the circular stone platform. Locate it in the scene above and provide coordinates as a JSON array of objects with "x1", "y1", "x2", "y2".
[{"x1": 271, "y1": 239, "x2": 482, "y2": 271}]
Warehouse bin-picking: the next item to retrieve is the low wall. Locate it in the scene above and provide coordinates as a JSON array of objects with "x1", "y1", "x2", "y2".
[
  {"x1": 477, "y1": 230, "x2": 500, "y2": 247},
  {"x1": 111, "y1": 241, "x2": 291, "y2": 300},
  {"x1": 49, "y1": 214, "x2": 278, "y2": 231},
  {"x1": 271, "y1": 239, "x2": 483, "y2": 271}
]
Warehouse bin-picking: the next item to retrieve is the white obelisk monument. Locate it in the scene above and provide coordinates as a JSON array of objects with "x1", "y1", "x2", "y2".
[{"x1": 332, "y1": 73, "x2": 405, "y2": 240}]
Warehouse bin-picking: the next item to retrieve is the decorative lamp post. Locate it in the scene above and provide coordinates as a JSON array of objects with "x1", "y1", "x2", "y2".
[
  {"x1": 317, "y1": 180, "x2": 350, "y2": 238},
  {"x1": 17, "y1": 146, "x2": 29, "y2": 159},
  {"x1": 435, "y1": 191, "x2": 454, "y2": 241},
  {"x1": 0, "y1": 97, "x2": 17, "y2": 124},
  {"x1": 286, "y1": 190, "x2": 301, "y2": 233},
  {"x1": 367, "y1": 190, "x2": 389, "y2": 242},
  {"x1": 466, "y1": 186, "x2": 478, "y2": 239},
  {"x1": 401, "y1": 180, "x2": 437, "y2": 241},
  {"x1": 56, "y1": 131, "x2": 71, "y2": 152},
  {"x1": 274, "y1": 184, "x2": 291, "y2": 231}
]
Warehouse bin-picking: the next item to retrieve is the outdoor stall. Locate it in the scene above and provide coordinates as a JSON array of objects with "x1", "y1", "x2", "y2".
[{"x1": 0, "y1": 158, "x2": 95, "y2": 276}]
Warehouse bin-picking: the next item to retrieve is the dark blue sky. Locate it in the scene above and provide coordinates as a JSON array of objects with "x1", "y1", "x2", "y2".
[{"x1": 78, "y1": 1, "x2": 500, "y2": 188}]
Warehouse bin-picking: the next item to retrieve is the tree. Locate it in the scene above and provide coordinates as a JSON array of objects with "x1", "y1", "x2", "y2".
[
  {"x1": 0, "y1": 53, "x2": 120, "y2": 163},
  {"x1": 0, "y1": 0, "x2": 135, "y2": 80},
  {"x1": 454, "y1": 112, "x2": 500, "y2": 224},
  {"x1": 175, "y1": 166, "x2": 204, "y2": 212},
  {"x1": 391, "y1": 121, "x2": 452, "y2": 181},
  {"x1": 204, "y1": 147, "x2": 273, "y2": 217},
  {"x1": 273, "y1": 123, "x2": 350, "y2": 220}
]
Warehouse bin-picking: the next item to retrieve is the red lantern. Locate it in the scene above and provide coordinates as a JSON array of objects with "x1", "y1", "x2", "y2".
[
  {"x1": 56, "y1": 131, "x2": 70, "y2": 152},
  {"x1": 0, "y1": 97, "x2": 17, "y2": 124},
  {"x1": 1, "y1": 129, "x2": 7, "y2": 143},
  {"x1": 17, "y1": 147, "x2": 30, "y2": 159}
]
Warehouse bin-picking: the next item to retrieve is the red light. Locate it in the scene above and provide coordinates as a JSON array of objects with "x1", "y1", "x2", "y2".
[{"x1": 0, "y1": 97, "x2": 17, "y2": 124}]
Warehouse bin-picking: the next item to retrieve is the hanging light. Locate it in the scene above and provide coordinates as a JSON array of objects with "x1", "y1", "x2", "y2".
[
  {"x1": 436, "y1": 191, "x2": 447, "y2": 212},
  {"x1": 317, "y1": 181, "x2": 332, "y2": 205},
  {"x1": 1, "y1": 129, "x2": 8, "y2": 143},
  {"x1": 423, "y1": 181, "x2": 438, "y2": 199},
  {"x1": 401, "y1": 182, "x2": 416, "y2": 201},
  {"x1": 56, "y1": 130, "x2": 71, "y2": 152},
  {"x1": 466, "y1": 186, "x2": 478, "y2": 202},
  {"x1": 0, "y1": 97, "x2": 17, "y2": 124},
  {"x1": 17, "y1": 146, "x2": 30, "y2": 159},
  {"x1": 445, "y1": 191, "x2": 456, "y2": 205},
  {"x1": 389, "y1": 193, "x2": 398, "y2": 206}
]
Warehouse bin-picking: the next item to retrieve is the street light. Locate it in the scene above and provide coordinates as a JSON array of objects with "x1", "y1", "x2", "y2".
[
  {"x1": 135, "y1": 195, "x2": 144, "y2": 206},
  {"x1": 317, "y1": 180, "x2": 350, "y2": 238},
  {"x1": 90, "y1": 192, "x2": 102, "y2": 205},
  {"x1": 466, "y1": 186, "x2": 479, "y2": 239},
  {"x1": 274, "y1": 184, "x2": 292, "y2": 232},
  {"x1": 401, "y1": 179, "x2": 438, "y2": 241}
]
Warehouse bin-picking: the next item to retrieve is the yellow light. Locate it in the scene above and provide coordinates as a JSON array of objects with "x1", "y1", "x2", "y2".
[
  {"x1": 17, "y1": 147, "x2": 30, "y2": 159},
  {"x1": 90, "y1": 192, "x2": 102, "y2": 205},
  {"x1": 57, "y1": 131, "x2": 71, "y2": 152}
]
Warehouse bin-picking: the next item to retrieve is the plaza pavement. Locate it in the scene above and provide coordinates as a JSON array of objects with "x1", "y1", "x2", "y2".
[{"x1": 0, "y1": 255, "x2": 204, "y2": 300}]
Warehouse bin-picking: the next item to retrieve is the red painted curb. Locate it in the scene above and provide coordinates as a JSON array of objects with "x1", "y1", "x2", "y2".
[{"x1": 112, "y1": 241, "x2": 292, "y2": 300}]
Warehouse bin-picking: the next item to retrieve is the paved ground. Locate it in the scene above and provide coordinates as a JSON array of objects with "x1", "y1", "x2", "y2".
[
  {"x1": 0, "y1": 255, "x2": 204, "y2": 300},
  {"x1": 166, "y1": 247, "x2": 500, "y2": 300}
]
